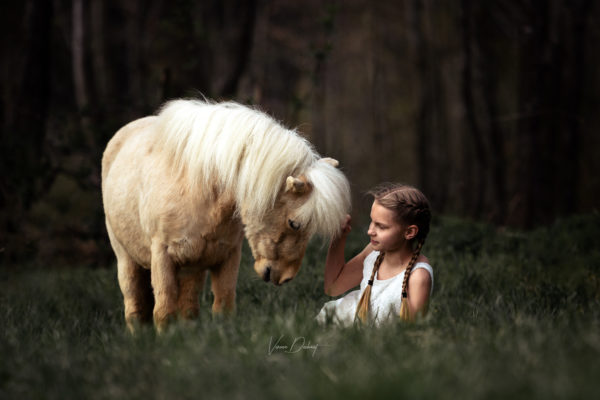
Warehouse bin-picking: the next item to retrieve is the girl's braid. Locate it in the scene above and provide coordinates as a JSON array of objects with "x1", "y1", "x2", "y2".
[
  {"x1": 354, "y1": 252, "x2": 385, "y2": 323},
  {"x1": 400, "y1": 239, "x2": 424, "y2": 299},
  {"x1": 398, "y1": 239, "x2": 425, "y2": 321},
  {"x1": 369, "y1": 252, "x2": 385, "y2": 285}
]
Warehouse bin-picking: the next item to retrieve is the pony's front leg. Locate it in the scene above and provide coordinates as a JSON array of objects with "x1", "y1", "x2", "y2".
[
  {"x1": 177, "y1": 267, "x2": 207, "y2": 319},
  {"x1": 210, "y1": 245, "x2": 242, "y2": 315},
  {"x1": 150, "y1": 241, "x2": 178, "y2": 331}
]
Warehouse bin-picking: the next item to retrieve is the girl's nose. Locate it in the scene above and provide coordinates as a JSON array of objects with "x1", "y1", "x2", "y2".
[{"x1": 367, "y1": 222, "x2": 375, "y2": 236}]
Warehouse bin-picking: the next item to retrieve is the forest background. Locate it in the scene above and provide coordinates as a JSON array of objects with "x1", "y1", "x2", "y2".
[{"x1": 1, "y1": 0, "x2": 599, "y2": 268}]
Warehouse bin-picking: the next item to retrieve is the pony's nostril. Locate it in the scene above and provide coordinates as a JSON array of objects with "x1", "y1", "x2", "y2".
[{"x1": 263, "y1": 266, "x2": 271, "y2": 282}]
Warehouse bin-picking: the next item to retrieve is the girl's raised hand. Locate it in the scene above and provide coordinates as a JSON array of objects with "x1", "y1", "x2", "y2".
[{"x1": 341, "y1": 214, "x2": 352, "y2": 236}]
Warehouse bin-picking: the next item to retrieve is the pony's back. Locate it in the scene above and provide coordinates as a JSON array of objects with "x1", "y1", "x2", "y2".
[{"x1": 101, "y1": 116, "x2": 157, "y2": 189}]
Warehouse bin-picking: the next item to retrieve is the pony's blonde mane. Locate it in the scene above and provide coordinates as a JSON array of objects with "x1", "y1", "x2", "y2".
[{"x1": 153, "y1": 99, "x2": 350, "y2": 238}]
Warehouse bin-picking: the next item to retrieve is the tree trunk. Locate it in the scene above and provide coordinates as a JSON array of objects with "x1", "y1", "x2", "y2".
[
  {"x1": 411, "y1": 0, "x2": 450, "y2": 214},
  {"x1": 460, "y1": 0, "x2": 487, "y2": 218},
  {"x1": 556, "y1": 0, "x2": 590, "y2": 215},
  {"x1": 220, "y1": 0, "x2": 257, "y2": 97},
  {"x1": 72, "y1": 0, "x2": 88, "y2": 111},
  {"x1": 90, "y1": 0, "x2": 109, "y2": 104},
  {"x1": 0, "y1": 0, "x2": 53, "y2": 259},
  {"x1": 122, "y1": 1, "x2": 144, "y2": 117},
  {"x1": 72, "y1": 0, "x2": 97, "y2": 154}
]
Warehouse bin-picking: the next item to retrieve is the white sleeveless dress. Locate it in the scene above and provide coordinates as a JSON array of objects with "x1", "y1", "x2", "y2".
[{"x1": 315, "y1": 251, "x2": 434, "y2": 327}]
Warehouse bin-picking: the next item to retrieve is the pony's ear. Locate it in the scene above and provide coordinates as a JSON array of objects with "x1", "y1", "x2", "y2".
[
  {"x1": 321, "y1": 157, "x2": 339, "y2": 168},
  {"x1": 286, "y1": 176, "x2": 308, "y2": 194}
]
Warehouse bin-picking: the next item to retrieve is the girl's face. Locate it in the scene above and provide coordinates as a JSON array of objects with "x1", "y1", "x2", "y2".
[{"x1": 367, "y1": 200, "x2": 407, "y2": 252}]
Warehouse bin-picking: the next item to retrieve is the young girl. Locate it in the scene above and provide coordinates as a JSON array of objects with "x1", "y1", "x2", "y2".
[{"x1": 316, "y1": 183, "x2": 433, "y2": 326}]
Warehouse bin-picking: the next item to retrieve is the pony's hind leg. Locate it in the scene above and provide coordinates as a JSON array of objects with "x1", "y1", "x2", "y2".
[
  {"x1": 117, "y1": 260, "x2": 154, "y2": 333},
  {"x1": 177, "y1": 267, "x2": 207, "y2": 319},
  {"x1": 108, "y1": 220, "x2": 153, "y2": 333}
]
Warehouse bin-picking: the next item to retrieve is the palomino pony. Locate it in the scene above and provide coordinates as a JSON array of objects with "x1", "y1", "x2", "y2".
[{"x1": 102, "y1": 99, "x2": 350, "y2": 332}]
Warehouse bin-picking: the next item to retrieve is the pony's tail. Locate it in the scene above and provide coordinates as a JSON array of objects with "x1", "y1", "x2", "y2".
[
  {"x1": 398, "y1": 240, "x2": 425, "y2": 322},
  {"x1": 354, "y1": 252, "x2": 385, "y2": 324}
]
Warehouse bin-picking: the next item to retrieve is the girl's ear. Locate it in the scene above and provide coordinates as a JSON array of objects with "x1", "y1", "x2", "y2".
[{"x1": 404, "y1": 225, "x2": 419, "y2": 241}]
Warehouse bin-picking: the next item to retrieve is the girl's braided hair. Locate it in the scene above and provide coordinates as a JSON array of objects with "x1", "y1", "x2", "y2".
[{"x1": 354, "y1": 183, "x2": 431, "y2": 324}]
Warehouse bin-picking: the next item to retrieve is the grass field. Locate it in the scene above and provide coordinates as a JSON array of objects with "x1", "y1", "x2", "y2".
[{"x1": 1, "y1": 214, "x2": 599, "y2": 399}]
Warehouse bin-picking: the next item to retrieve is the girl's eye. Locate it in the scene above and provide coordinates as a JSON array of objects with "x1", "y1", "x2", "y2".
[{"x1": 288, "y1": 219, "x2": 301, "y2": 231}]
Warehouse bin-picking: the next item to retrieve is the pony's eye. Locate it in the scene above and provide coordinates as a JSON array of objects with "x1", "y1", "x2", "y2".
[{"x1": 288, "y1": 219, "x2": 301, "y2": 231}]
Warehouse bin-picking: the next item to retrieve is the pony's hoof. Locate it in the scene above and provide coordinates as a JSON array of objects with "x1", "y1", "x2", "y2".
[
  {"x1": 125, "y1": 312, "x2": 151, "y2": 335},
  {"x1": 154, "y1": 312, "x2": 177, "y2": 334},
  {"x1": 179, "y1": 308, "x2": 199, "y2": 320}
]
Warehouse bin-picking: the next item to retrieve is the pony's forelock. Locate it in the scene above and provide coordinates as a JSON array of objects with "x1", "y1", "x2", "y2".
[
  {"x1": 296, "y1": 161, "x2": 351, "y2": 238},
  {"x1": 154, "y1": 99, "x2": 350, "y2": 236}
]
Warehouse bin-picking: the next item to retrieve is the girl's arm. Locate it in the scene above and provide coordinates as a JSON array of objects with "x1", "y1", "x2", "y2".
[{"x1": 324, "y1": 215, "x2": 373, "y2": 296}]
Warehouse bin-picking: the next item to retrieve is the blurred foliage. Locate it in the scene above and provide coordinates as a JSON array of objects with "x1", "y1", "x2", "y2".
[{"x1": 22, "y1": 174, "x2": 112, "y2": 268}]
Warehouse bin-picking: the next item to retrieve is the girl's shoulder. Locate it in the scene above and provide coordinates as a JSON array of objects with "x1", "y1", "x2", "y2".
[
  {"x1": 365, "y1": 250, "x2": 385, "y2": 266},
  {"x1": 411, "y1": 254, "x2": 433, "y2": 279},
  {"x1": 416, "y1": 253, "x2": 430, "y2": 265},
  {"x1": 362, "y1": 250, "x2": 380, "y2": 275},
  {"x1": 365, "y1": 250, "x2": 380, "y2": 263},
  {"x1": 411, "y1": 254, "x2": 434, "y2": 290}
]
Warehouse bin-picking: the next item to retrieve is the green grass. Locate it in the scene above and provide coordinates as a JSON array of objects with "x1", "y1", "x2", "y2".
[{"x1": 1, "y1": 214, "x2": 599, "y2": 399}]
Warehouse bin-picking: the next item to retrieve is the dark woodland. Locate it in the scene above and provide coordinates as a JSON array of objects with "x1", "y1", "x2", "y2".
[{"x1": 1, "y1": 0, "x2": 599, "y2": 267}]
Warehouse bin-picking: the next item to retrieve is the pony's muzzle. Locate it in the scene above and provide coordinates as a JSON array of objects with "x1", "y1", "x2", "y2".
[
  {"x1": 255, "y1": 259, "x2": 297, "y2": 285},
  {"x1": 261, "y1": 265, "x2": 294, "y2": 285},
  {"x1": 273, "y1": 273, "x2": 294, "y2": 286},
  {"x1": 262, "y1": 266, "x2": 271, "y2": 282}
]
